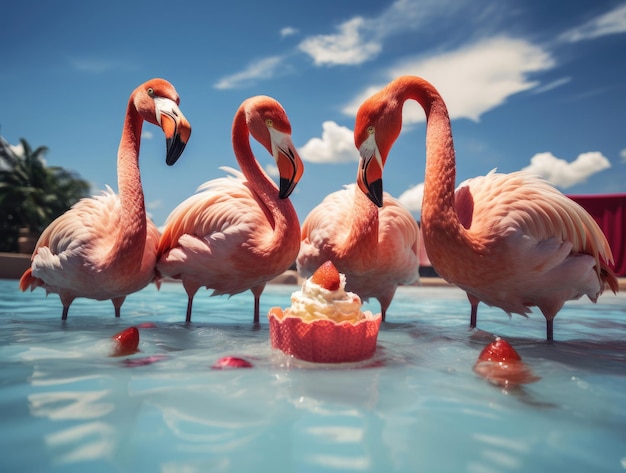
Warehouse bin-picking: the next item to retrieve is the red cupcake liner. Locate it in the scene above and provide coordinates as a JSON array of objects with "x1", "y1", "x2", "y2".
[{"x1": 268, "y1": 307, "x2": 382, "y2": 363}]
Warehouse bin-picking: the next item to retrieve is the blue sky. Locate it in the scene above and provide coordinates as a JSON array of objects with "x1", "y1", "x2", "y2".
[{"x1": 1, "y1": 0, "x2": 625, "y2": 227}]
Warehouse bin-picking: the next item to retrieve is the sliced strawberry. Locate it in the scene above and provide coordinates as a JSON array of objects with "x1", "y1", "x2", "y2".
[
  {"x1": 111, "y1": 326, "x2": 140, "y2": 357},
  {"x1": 477, "y1": 337, "x2": 521, "y2": 362},
  {"x1": 212, "y1": 356, "x2": 253, "y2": 369},
  {"x1": 310, "y1": 260, "x2": 341, "y2": 291}
]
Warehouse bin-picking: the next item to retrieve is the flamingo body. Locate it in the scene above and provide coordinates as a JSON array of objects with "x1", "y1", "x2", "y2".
[
  {"x1": 20, "y1": 79, "x2": 191, "y2": 320},
  {"x1": 157, "y1": 96, "x2": 304, "y2": 323},
  {"x1": 450, "y1": 170, "x2": 615, "y2": 322},
  {"x1": 354, "y1": 75, "x2": 617, "y2": 340},
  {"x1": 297, "y1": 183, "x2": 420, "y2": 320}
]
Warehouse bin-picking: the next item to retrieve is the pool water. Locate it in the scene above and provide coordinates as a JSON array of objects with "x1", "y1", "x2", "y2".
[{"x1": 1, "y1": 279, "x2": 624, "y2": 473}]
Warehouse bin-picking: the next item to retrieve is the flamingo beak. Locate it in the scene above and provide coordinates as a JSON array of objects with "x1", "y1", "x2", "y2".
[
  {"x1": 357, "y1": 138, "x2": 384, "y2": 207},
  {"x1": 270, "y1": 129, "x2": 304, "y2": 199},
  {"x1": 155, "y1": 98, "x2": 192, "y2": 166}
]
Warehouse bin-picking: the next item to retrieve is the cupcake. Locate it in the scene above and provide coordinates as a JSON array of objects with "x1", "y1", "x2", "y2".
[{"x1": 268, "y1": 261, "x2": 382, "y2": 363}]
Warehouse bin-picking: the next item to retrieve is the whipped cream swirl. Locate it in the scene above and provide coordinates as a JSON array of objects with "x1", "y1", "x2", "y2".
[{"x1": 288, "y1": 273, "x2": 371, "y2": 323}]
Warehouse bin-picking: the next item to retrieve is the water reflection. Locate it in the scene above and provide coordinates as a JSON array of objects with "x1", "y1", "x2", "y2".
[{"x1": 0, "y1": 282, "x2": 624, "y2": 472}]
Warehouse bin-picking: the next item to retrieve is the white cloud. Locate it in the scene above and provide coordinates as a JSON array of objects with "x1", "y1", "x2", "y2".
[
  {"x1": 214, "y1": 0, "x2": 484, "y2": 87},
  {"x1": 141, "y1": 130, "x2": 154, "y2": 140},
  {"x1": 297, "y1": 0, "x2": 468, "y2": 67},
  {"x1": 214, "y1": 56, "x2": 285, "y2": 89},
  {"x1": 372, "y1": 0, "x2": 433, "y2": 36},
  {"x1": 560, "y1": 3, "x2": 626, "y2": 42},
  {"x1": 280, "y1": 27, "x2": 298, "y2": 38},
  {"x1": 397, "y1": 182, "x2": 424, "y2": 214},
  {"x1": 343, "y1": 37, "x2": 554, "y2": 122},
  {"x1": 299, "y1": 121, "x2": 360, "y2": 163},
  {"x1": 531, "y1": 77, "x2": 571, "y2": 94},
  {"x1": 298, "y1": 17, "x2": 382, "y2": 66},
  {"x1": 147, "y1": 199, "x2": 162, "y2": 210},
  {"x1": 620, "y1": 149, "x2": 626, "y2": 163},
  {"x1": 265, "y1": 163, "x2": 279, "y2": 177},
  {"x1": 522, "y1": 151, "x2": 611, "y2": 188}
]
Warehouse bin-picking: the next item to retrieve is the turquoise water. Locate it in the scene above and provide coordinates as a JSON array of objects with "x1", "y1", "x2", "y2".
[{"x1": 1, "y1": 279, "x2": 625, "y2": 473}]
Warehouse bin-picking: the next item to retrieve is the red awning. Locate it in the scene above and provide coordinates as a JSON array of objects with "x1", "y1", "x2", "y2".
[{"x1": 567, "y1": 193, "x2": 626, "y2": 277}]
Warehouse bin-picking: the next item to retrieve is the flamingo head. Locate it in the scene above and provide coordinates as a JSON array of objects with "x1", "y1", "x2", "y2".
[
  {"x1": 353, "y1": 84, "x2": 403, "y2": 208},
  {"x1": 246, "y1": 96, "x2": 304, "y2": 199},
  {"x1": 133, "y1": 78, "x2": 192, "y2": 166}
]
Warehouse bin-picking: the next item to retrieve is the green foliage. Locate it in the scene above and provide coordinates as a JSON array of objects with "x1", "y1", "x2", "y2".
[{"x1": 0, "y1": 137, "x2": 90, "y2": 252}]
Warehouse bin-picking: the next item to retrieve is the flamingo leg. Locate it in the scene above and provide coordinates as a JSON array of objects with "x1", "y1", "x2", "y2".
[
  {"x1": 182, "y1": 282, "x2": 201, "y2": 324},
  {"x1": 185, "y1": 296, "x2": 194, "y2": 324},
  {"x1": 60, "y1": 294, "x2": 74, "y2": 321},
  {"x1": 251, "y1": 284, "x2": 266, "y2": 324},
  {"x1": 546, "y1": 319, "x2": 554, "y2": 342},
  {"x1": 469, "y1": 304, "x2": 478, "y2": 328},
  {"x1": 253, "y1": 296, "x2": 260, "y2": 324},
  {"x1": 467, "y1": 293, "x2": 480, "y2": 328},
  {"x1": 112, "y1": 296, "x2": 125, "y2": 318}
]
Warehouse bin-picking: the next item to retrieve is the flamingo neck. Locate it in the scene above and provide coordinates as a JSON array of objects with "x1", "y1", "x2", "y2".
[
  {"x1": 339, "y1": 185, "x2": 379, "y2": 261},
  {"x1": 394, "y1": 78, "x2": 466, "y2": 275},
  {"x1": 385, "y1": 80, "x2": 458, "y2": 232},
  {"x1": 396, "y1": 79, "x2": 458, "y2": 224},
  {"x1": 232, "y1": 110, "x2": 299, "y2": 251},
  {"x1": 112, "y1": 101, "x2": 147, "y2": 264}
]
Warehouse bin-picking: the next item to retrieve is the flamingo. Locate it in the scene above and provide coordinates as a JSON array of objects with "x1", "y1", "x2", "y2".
[
  {"x1": 156, "y1": 95, "x2": 304, "y2": 324},
  {"x1": 353, "y1": 75, "x2": 618, "y2": 341},
  {"x1": 297, "y1": 181, "x2": 420, "y2": 321},
  {"x1": 19, "y1": 78, "x2": 192, "y2": 320}
]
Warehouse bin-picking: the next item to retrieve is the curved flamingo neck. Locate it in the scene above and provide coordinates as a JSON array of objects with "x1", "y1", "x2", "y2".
[
  {"x1": 111, "y1": 99, "x2": 147, "y2": 264},
  {"x1": 393, "y1": 78, "x2": 457, "y2": 224},
  {"x1": 338, "y1": 185, "x2": 379, "y2": 260},
  {"x1": 232, "y1": 107, "x2": 299, "y2": 249},
  {"x1": 395, "y1": 77, "x2": 467, "y2": 274}
]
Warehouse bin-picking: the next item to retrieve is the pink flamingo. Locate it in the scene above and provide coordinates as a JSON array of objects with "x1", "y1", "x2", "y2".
[
  {"x1": 297, "y1": 182, "x2": 420, "y2": 321},
  {"x1": 19, "y1": 79, "x2": 192, "y2": 320},
  {"x1": 156, "y1": 95, "x2": 304, "y2": 324},
  {"x1": 353, "y1": 75, "x2": 618, "y2": 340}
]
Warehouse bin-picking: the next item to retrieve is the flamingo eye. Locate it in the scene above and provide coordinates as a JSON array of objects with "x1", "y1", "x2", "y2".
[
  {"x1": 147, "y1": 87, "x2": 155, "y2": 97},
  {"x1": 367, "y1": 126, "x2": 375, "y2": 135},
  {"x1": 266, "y1": 119, "x2": 273, "y2": 127}
]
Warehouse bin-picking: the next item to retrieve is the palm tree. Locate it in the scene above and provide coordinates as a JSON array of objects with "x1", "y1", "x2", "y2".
[{"x1": 0, "y1": 136, "x2": 90, "y2": 252}]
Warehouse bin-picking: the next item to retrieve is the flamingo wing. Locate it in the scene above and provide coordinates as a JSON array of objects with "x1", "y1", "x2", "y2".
[
  {"x1": 157, "y1": 167, "x2": 275, "y2": 295},
  {"x1": 25, "y1": 188, "x2": 123, "y2": 295},
  {"x1": 455, "y1": 170, "x2": 616, "y2": 316},
  {"x1": 459, "y1": 171, "x2": 613, "y2": 264}
]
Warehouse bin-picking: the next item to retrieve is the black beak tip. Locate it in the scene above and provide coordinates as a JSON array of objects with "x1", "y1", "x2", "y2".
[
  {"x1": 367, "y1": 179, "x2": 384, "y2": 208},
  {"x1": 165, "y1": 136, "x2": 187, "y2": 166},
  {"x1": 279, "y1": 177, "x2": 295, "y2": 199}
]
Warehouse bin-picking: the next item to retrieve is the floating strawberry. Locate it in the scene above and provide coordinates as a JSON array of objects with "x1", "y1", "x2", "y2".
[
  {"x1": 474, "y1": 337, "x2": 539, "y2": 388},
  {"x1": 477, "y1": 337, "x2": 521, "y2": 362},
  {"x1": 310, "y1": 260, "x2": 341, "y2": 291},
  {"x1": 111, "y1": 326, "x2": 140, "y2": 357},
  {"x1": 212, "y1": 356, "x2": 253, "y2": 370}
]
